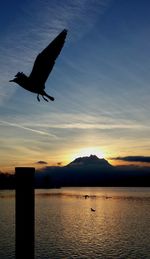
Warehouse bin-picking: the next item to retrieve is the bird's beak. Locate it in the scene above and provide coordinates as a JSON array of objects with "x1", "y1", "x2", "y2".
[{"x1": 9, "y1": 79, "x2": 14, "y2": 82}]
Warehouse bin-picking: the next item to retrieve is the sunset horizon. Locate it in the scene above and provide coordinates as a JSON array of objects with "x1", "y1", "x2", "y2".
[{"x1": 1, "y1": 150, "x2": 150, "y2": 174}]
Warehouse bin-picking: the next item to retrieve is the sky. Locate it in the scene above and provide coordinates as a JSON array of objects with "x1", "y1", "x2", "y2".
[{"x1": 0, "y1": 0, "x2": 150, "y2": 172}]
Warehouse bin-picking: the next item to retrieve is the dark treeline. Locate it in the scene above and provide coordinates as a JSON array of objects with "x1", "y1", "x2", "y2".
[
  {"x1": 35, "y1": 166, "x2": 150, "y2": 188},
  {"x1": 0, "y1": 173, "x2": 15, "y2": 189},
  {"x1": 1, "y1": 167, "x2": 150, "y2": 189}
]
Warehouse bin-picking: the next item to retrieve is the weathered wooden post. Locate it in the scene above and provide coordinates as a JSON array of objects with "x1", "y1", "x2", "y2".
[{"x1": 15, "y1": 167, "x2": 35, "y2": 259}]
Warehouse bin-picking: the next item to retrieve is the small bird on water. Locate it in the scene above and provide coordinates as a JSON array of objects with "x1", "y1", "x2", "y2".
[{"x1": 9, "y1": 29, "x2": 68, "y2": 102}]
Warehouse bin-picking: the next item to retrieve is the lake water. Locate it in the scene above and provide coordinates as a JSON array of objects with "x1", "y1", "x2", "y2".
[{"x1": 0, "y1": 187, "x2": 150, "y2": 258}]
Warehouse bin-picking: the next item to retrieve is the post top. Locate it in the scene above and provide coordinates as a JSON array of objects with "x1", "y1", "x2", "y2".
[
  {"x1": 15, "y1": 167, "x2": 35, "y2": 173},
  {"x1": 15, "y1": 169, "x2": 35, "y2": 170}
]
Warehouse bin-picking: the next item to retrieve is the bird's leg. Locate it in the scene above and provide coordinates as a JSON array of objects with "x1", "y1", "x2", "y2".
[
  {"x1": 42, "y1": 95, "x2": 49, "y2": 102},
  {"x1": 43, "y1": 91, "x2": 55, "y2": 101},
  {"x1": 37, "y1": 94, "x2": 40, "y2": 102}
]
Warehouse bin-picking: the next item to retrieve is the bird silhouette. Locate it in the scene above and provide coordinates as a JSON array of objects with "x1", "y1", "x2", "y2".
[{"x1": 9, "y1": 29, "x2": 68, "y2": 102}]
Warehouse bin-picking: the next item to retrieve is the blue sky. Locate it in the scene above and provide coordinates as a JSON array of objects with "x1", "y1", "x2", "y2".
[{"x1": 0, "y1": 0, "x2": 150, "y2": 172}]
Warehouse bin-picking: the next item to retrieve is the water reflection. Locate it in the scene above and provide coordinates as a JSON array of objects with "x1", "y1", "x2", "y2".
[
  {"x1": 36, "y1": 187, "x2": 150, "y2": 201},
  {"x1": 0, "y1": 188, "x2": 150, "y2": 259},
  {"x1": 35, "y1": 188, "x2": 150, "y2": 258}
]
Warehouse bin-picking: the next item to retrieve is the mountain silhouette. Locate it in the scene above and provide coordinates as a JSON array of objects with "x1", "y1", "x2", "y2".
[
  {"x1": 34, "y1": 155, "x2": 113, "y2": 188},
  {"x1": 67, "y1": 155, "x2": 112, "y2": 168},
  {"x1": 9, "y1": 29, "x2": 68, "y2": 102}
]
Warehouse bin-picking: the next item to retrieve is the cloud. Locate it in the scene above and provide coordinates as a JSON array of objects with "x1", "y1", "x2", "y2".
[
  {"x1": 57, "y1": 162, "x2": 62, "y2": 166},
  {"x1": 35, "y1": 161, "x2": 48, "y2": 164},
  {"x1": 111, "y1": 156, "x2": 150, "y2": 163},
  {"x1": 0, "y1": 120, "x2": 58, "y2": 139},
  {"x1": 15, "y1": 111, "x2": 150, "y2": 131}
]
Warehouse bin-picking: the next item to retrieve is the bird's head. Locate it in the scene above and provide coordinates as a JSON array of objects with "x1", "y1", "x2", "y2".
[
  {"x1": 9, "y1": 77, "x2": 18, "y2": 83},
  {"x1": 9, "y1": 72, "x2": 28, "y2": 86}
]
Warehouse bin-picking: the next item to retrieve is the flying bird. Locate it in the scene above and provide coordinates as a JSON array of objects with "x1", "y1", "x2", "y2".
[{"x1": 9, "y1": 29, "x2": 68, "y2": 102}]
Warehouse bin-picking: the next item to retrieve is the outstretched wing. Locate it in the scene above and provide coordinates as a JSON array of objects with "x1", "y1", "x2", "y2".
[{"x1": 29, "y1": 29, "x2": 67, "y2": 88}]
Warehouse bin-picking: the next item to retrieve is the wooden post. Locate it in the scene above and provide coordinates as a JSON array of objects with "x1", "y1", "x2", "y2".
[{"x1": 15, "y1": 167, "x2": 35, "y2": 259}]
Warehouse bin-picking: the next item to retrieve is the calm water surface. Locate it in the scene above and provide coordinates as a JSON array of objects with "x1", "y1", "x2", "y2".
[{"x1": 0, "y1": 187, "x2": 150, "y2": 258}]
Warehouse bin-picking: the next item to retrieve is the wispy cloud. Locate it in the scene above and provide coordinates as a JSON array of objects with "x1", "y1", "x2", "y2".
[
  {"x1": 11, "y1": 112, "x2": 150, "y2": 131},
  {"x1": 0, "y1": 120, "x2": 58, "y2": 139}
]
